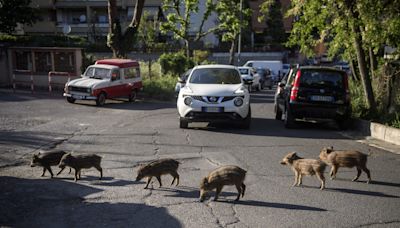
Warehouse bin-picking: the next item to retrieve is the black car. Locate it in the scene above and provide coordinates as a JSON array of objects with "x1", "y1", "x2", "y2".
[{"x1": 274, "y1": 66, "x2": 351, "y2": 129}]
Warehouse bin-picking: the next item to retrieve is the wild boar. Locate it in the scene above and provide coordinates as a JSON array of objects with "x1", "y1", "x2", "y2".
[
  {"x1": 319, "y1": 146, "x2": 371, "y2": 183},
  {"x1": 280, "y1": 152, "x2": 326, "y2": 190},
  {"x1": 135, "y1": 158, "x2": 180, "y2": 189},
  {"x1": 30, "y1": 150, "x2": 71, "y2": 178},
  {"x1": 199, "y1": 165, "x2": 246, "y2": 202},
  {"x1": 58, "y1": 153, "x2": 102, "y2": 182}
]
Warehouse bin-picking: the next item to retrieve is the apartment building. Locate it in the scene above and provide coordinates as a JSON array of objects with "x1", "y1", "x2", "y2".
[{"x1": 24, "y1": 0, "x2": 163, "y2": 40}]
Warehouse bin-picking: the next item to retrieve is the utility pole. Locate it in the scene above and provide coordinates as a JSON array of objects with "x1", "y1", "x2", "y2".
[{"x1": 237, "y1": 0, "x2": 243, "y2": 66}]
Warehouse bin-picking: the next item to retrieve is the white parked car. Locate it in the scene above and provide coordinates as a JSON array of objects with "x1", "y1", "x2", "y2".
[
  {"x1": 177, "y1": 65, "x2": 251, "y2": 129},
  {"x1": 238, "y1": 66, "x2": 261, "y2": 92}
]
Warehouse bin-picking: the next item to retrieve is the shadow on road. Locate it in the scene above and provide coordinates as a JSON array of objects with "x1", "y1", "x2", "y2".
[
  {"x1": 221, "y1": 200, "x2": 327, "y2": 211},
  {"x1": 369, "y1": 180, "x2": 400, "y2": 188},
  {"x1": 328, "y1": 188, "x2": 399, "y2": 198},
  {"x1": 0, "y1": 176, "x2": 182, "y2": 227},
  {"x1": 155, "y1": 186, "x2": 237, "y2": 200}
]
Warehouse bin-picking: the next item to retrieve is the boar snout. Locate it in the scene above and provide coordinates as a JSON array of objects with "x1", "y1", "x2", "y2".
[{"x1": 280, "y1": 161, "x2": 286, "y2": 165}]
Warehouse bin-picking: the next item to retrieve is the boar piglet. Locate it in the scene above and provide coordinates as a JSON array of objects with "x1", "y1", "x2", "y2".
[
  {"x1": 58, "y1": 153, "x2": 102, "y2": 182},
  {"x1": 30, "y1": 150, "x2": 71, "y2": 178},
  {"x1": 136, "y1": 158, "x2": 180, "y2": 189},
  {"x1": 199, "y1": 165, "x2": 246, "y2": 202},
  {"x1": 280, "y1": 152, "x2": 326, "y2": 190},
  {"x1": 319, "y1": 146, "x2": 371, "y2": 183}
]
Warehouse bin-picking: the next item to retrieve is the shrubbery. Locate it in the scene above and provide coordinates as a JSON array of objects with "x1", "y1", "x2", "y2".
[{"x1": 159, "y1": 52, "x2": 194, "y2": 77}]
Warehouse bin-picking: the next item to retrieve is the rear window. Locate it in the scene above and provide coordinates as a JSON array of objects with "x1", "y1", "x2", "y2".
[
  {"x1": 299, "y1": 70, "x2": 344, "y2": 89},
  {"x1": 189, "y1": 68, "x2": 242, "y2": 84}
]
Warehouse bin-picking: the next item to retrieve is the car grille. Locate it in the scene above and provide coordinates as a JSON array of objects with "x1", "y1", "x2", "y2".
[
  {"x1": 191, "y1": 96, "x2": 204, "y2": 102},
  {"x1": 221, "y1": 96, "x2": 236, "y2": 102},
  {"x1": 69, "y1": 86, "x2": 88, "y2": 93},
  {"x1": 189, "y1": 96, "x2": 243, "y2": 103}
]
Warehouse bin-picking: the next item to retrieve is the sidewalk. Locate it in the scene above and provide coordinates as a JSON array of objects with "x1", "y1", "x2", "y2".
[{"x1": 341, "y1": 120, "x2": 400, "y2": 155}]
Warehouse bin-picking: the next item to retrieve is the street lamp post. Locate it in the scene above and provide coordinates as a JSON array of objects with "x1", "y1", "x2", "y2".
[{"x1": 237, "y1": 0, "x2": 243, "y2": 66}]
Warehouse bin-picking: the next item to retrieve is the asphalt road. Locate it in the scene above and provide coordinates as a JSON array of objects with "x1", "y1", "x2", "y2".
[{"x1": 1, "y1": 88, "x2": 399, "y2": 228}]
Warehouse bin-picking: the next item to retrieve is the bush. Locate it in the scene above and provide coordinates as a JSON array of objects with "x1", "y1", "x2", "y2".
[
  {"x1": 142, "y1": 76, "x2": 176, "y2": 100},
  {"x1": 159, "y1": 52, "x2": 194, "y2": 77}
]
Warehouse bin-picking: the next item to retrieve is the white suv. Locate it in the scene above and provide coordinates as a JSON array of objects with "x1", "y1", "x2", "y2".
[{"x1": 177, "y1": 65, "x2": 251, "y2": 129}]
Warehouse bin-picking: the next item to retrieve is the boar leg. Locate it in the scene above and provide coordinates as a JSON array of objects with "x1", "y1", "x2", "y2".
[
  {"x1": 214, "y1": 186, "x2": 222, "y2": 201},
  {"x1": 41, "y1": 167, "x2": 46, "y2": 177},
  {"x1": 241, "y1": 183, "x2": 246, "y2": 197},
  {"x1": 47, "y1": 167, "x2": 54, "y2": 178},
  {"x1": 316, "y1": 172, "x2": 325, "y2": 190},
  {"x1": 170, "y1": 171, "x2": 179, "y2": 186},
  {"x1": 156, "y1": 175, "x2": 162, "y2": 187},
  {"x1": 56, "y1": 167, "x2": 65, "y2": 176},
  {"x1": 74, "y1": 169, "x2": 79, "y2": 182},
  {"x1": 235, "y1": 183, "x2": 242, "y2": 201},
  {"x1": 95, "y1": 165, "x2": 103, "y2": 180},
  {"x1": 362, "y1": 167, "x2": 371, "y2": 183},
  {"x1": 293, "y1": 171, "x2": 299, "y2": 187},
  {"x1": 144, "y1": 177, "x2": 152, "y2": 189},
  {"x1": 352, "y1": 168, "x2": 362, "y2": 182},
  {"x1": 331, "y1": 166, "x2": 338, "y2": 180},
  {"x1": 298, "y1": 173, "x2": 303, "y2": 186}
]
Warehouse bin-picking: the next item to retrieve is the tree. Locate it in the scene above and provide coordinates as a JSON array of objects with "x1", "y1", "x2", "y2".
[
  {"x1": 0, "y1": 0, "x2": 39, "y2": 34},
  {"x1": 160, "y1": 0, "x2": 219, "y2": 57},
  {"x1": 216, "y1": 0, "x2": 251, "y2": 65},
  {"x1": 107, "y1": 0, "x2": 145, "y2": 58},
  {"x1": 137, "y1": 10, "x2": 158, "y2": 53}
]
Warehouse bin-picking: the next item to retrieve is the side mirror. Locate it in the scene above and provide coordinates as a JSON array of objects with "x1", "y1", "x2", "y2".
[
  {"x1": 178, "y1": 77, "x2": 186, "y2": 83},
  {"x1": 278, "y1": 82, "x2": 286, "y2": 87}
]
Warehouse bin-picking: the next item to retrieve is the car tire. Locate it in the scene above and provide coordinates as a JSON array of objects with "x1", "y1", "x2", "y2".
[
  {"x1": 66, "y1": 97, "x2": 75, "y2": 104},
  {"x1": 96, "y1": 92, "x2": 106, "y2": 106},
  {"x1": 239, "y1": 107, "x2": 251, "y2": 129},
  {"x1": 128, "y1": 89, "x2": 137, "y2": 102},
  {"x1": 179, "y1": 117, "x2": 189, "y2": 129},
  {"x1": 284, "y1": 106, "x2": 295, "y2": 128},
  {"x1": 275, "y1": 104, "x2": 282, "y2": 120}
]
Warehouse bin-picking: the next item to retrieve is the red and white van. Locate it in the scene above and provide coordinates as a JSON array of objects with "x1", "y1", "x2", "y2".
[{"x1": 63, "y1": 59, "x2": 143, "y2": 106}]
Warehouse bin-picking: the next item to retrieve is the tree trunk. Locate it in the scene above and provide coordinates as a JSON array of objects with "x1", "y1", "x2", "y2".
[
  {"x1": 229, "y1": 38, "x2": 237, "y2": 65},
  {"x1": 349, "y1": 59, "x2": 359, "y2": 81},
  {"x1": 369, "y1": 47, "x2": 377, "y2": 78},
  {"x1": 185, "y1": 39, "x2": 193, "y2": 58},
  {"x1": 351, "y1": 23, "x2": 376, "y2": 111},
  {"x1": 108, "y1": 0, "x2": 145, "y2": 58}
]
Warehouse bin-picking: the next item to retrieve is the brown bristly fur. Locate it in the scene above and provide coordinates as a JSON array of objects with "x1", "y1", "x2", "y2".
[{"x1": 135, "y1": 159, "x2": 180, "y2": 189}]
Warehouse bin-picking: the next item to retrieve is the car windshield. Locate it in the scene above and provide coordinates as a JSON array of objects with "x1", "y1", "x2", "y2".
[
  {"x1": 238, "y1": 68, "x2": 249, "y2": 75},
  {"x1": 189, "y1": 68, "x2": 242, "y2": 84},
  {"x1": 84, "y1": 67, "x2": 111, "y2": 79},
  {"x1": 300, "y1": 70, "x2": 344, "y2": 89}
]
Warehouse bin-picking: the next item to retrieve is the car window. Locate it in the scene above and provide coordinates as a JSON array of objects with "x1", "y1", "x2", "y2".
[
  {"x1": 300, "y1": 70, "x2": 344, "y2": 89},
  {"x1": 286, "y1": 68, "x2": 296, "y2": 85},
  {"x1": 111, "y1": 69, "x2": 120, "y2": 80},
  {"x1": 124, "y1": 67, "x2": 140, "y2": 79},
  {"x1": 238, "y1": 68, "x2": 249, "y2": 75},
  {"x1": 189, "y1": 68, "x2": 242, "y2": 84},
  {"x1": 84, "y1": 67, "x2": 111, "y2": 79}
]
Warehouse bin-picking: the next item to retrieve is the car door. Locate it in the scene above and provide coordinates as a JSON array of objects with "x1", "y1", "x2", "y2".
[
  {"x1": 106, "y1": 69, "x2": 124, "y2": 98},
  {"x1": 277, "y1": 68, "x2": 295, "y2": 111}
]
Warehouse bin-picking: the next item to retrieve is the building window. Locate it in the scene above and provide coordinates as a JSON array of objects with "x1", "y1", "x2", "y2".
[
  {"x1": 34, "y1": 52, "x2": 52, "y2": 73},
  {"x1": 54, "y1": 51, "x2": 75, "y2": 73},
  {"x1": 14, "y1": 51, "x2": 32, "y2": 71}
]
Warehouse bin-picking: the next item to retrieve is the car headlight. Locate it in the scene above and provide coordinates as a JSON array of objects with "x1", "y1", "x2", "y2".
[
  {"x1": 86, "y1": 88, "x2": 91, "y2": 93},
  {"x1": 184, "y1": 96, "x2": 193, "y2": 106},
  {"x1": 234, "y1": 97, "x2": 244, "y2": 107},
  {"x1": 234, "y1": 86, "x2": 246, "y2": 95}
]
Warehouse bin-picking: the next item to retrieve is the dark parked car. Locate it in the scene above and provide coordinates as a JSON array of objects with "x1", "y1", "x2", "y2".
[{"x1": 274, "y1": 66, "x2": 351, "y2": 129}]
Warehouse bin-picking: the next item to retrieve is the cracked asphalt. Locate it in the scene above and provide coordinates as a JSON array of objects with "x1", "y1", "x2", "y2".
[{"x1": 1, "y1": 89, "x2": 399, "y2": 228}]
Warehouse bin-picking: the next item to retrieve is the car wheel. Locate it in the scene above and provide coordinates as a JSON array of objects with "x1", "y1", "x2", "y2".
[
  {"x1": 179, "y1": 117, "x2": 189, "y2": 129},
  {"x1": 284, "y1": 106, "x2": 295, "y2": 128},
  {"x1": 66, "y1": 97, "x2": 75, "y2": 104},
  {"x1": 275, "y1": 104, "x2": 282, "y2": 120},
  {"x1": 96, "y1": 92, "x2": 106, "y2": 106},
  {"x1": 128, "y1": 89, "x2": 137, "y2": 102},
  {"x1": 239, "y1": 107, "x2": 251, "y2": 129}
]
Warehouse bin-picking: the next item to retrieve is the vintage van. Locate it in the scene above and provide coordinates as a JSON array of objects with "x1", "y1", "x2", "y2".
[{"x1": 63, "y1": 59, "x2": 143, "y2": 106}]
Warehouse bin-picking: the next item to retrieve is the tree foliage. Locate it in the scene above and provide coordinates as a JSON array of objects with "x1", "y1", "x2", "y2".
[
  {"x1": 216, "y1": 0, "x2": 251, "y2": 65},
  {"x1": 160, "y1": 0, "x2": 218, "y2": 57},
  {"x1": 137, "y1": 10, "x2": 158, "y2": 53},
  {"x1": 0, "y1": 0, "x2": 39, "y2": 34},
  {"x1": 285, "y1": 0, "x2": 400, "y2": 112}
]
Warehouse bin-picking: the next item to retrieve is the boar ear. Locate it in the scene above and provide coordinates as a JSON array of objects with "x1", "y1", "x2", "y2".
[
  {"x1": 201, "y1": 177, "x2": 209, "y2": 187},
  {"x1": 326, "y1": 147, "x2": 333, "y2": 154}
]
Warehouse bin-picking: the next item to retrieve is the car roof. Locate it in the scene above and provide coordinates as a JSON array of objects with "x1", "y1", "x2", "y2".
[
  {"x1": 299, "y1": 66, "x2": 346, "y2": 73},
  {"x1": 95, "y1": 59, "x2": 139, "y2": 68},
  {"x1": 89, "y1": 64, "x2": 119, "y2": 70},
  {"x1": 193, "y1": 64, "x2": 238, "y2": 70},
  {"x1": 238, "y1": 66, "x2": 253, "y2": 70}
]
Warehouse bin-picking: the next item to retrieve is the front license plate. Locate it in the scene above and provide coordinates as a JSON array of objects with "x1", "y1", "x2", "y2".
[
  {"x1": 72, "y1": 95, "x2": 84, "y2": 99},
  {"x1": 310, "y1": 95, "x2": 334, "y2": 102},
  {"x1": 202, "y1": 107, "x2": 224, "y2": 113}
]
